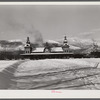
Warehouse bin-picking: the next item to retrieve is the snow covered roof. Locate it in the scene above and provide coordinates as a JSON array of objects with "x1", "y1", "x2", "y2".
[
  {"x1": 32, "y1": 47, "x2": 44, "y2": 52},
  {"x1": 32, "y1": 45, "x2": 81, "y2": 53},
  {"x1": 52, "y1": 45, "x2": 81, "y2": 51},
  {"x1": 51, "y1": 47, "x2": 63, "y2": 52}
]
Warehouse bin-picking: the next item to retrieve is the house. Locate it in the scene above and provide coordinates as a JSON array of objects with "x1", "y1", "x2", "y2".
[
  {"x1": 21, "y1": 36, "x2": 85, "y2": 59},
  {"x1": 24, "y1": 36, "x2": 80, "y2": 54}
]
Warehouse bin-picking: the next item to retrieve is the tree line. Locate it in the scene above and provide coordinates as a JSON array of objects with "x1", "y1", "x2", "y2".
[{"x1": 0, "y1": 50, "x2": 24, "y2": 60}]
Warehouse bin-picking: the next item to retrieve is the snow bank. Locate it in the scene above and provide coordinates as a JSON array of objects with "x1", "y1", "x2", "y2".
[{"x1": 0, "y1": 60, "x2": 18, "y2": 72}]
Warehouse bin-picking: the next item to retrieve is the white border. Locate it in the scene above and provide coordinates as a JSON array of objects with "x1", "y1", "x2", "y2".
[
  {"x1": 0, "y1": 2, "x2": 100, "y2": 5},
  {"x1": 0, "y1": 2, "x2": 100, "y2": 98},
  {"x1": 0, "y1": 90, "x2": 100, "y2": 98}
]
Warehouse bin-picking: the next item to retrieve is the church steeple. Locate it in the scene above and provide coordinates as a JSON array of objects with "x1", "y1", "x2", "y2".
[
  {"x1": 26, "y1": 37, "x2": 30, "y2": 44},
  {"x1": 62, "y1": 36, "x2": 70, "y2": 53},
  {"x1": 24, "y1": 37, "x2": 32, "y2": 54},
  {"x1": 63, "y1": 36, "x2": 68, "y2": 44}
]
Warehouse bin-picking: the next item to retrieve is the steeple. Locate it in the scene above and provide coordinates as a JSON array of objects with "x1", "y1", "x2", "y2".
[
  {"x1": 63, "y1": 36, "x2": 68, "y2": 44},
  {"x1": 26, "y1": 37, "x2": 30, "y2": 44},
  {"x1": 62, "y1": 36, "x2": 70, "y2": 53},
  {"x1": 24, "y1": 37, "x2": 32, "y2": 54},
  {"x1": 64, "y1": 36, "x2": 67, "y2": 40}
]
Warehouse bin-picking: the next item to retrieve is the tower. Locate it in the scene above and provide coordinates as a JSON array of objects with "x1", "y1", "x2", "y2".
[
  {"x1": 24, "y1": 37, "x2": 32, "y2": 54},
  {"x1": 62, "y1": 36, "x2": 70, "y2": 53}
]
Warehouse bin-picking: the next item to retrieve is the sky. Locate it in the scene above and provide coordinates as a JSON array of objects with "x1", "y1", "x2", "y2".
[{"x1": 0, "y1": 5, "x2": 100, "y2": 42}]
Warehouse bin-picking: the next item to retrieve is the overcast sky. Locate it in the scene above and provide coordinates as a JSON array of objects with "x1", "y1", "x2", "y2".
[{"x1": 0, "y1": 5, "x2": 100, "y2": 41}]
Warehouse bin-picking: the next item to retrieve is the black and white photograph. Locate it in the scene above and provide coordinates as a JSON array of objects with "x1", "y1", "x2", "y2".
[{"x1": 0, "y1": 2, "x2": 100, "y2": 91}]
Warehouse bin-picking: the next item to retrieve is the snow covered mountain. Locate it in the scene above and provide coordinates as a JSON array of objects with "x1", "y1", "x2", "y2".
[{"x1": 0, "y1": 40, "x2": 24, "y2": 51}]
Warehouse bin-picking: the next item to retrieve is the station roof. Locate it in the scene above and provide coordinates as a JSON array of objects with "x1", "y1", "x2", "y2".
[
  {"x1": 32, "y1": 47, "x2": 44, "y2": 52},
  {"x1": 32, "y1": 45, "x2": 81, "y2": 53}
]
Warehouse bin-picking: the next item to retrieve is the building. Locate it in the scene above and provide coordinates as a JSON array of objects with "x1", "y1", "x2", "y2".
[
  {"x1": 22, "y1": 36, "x2": 100, "y2": 59},
  {"x1": 24, "y1": 36, "x2": 70, "y2": 54},
  {"x1": 21, "y1": 36, "x2": 85, "y2": 59}
]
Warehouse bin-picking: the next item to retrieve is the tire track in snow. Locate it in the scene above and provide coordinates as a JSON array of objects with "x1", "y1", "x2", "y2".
[
  {"x1": 12, "y1": 59, "x2": 100, "y2": 90},
  {"x1": 29, "y1": 72, "x2": 100, "y2": 89},
  {"x1": 14, "y1": 67, "x2": 100, "y2": 89},
  {"x1": 16, "y1": 67, "x2": 97, "y2": 79}
]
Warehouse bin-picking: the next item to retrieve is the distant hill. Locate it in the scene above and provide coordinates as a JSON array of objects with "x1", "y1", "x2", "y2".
[{"x1": 0, "y1": 40, "x2": 24, "y2": 51}]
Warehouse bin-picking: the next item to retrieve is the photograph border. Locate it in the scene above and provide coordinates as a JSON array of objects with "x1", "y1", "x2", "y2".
[{"x1": 0, "y1": 1, "x2": 100, "y2": 99}]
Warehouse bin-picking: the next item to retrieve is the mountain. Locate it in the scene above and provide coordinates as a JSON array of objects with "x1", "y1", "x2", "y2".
[{"x1": 0, "y1": 40, "x2": 24, "y2": 51}]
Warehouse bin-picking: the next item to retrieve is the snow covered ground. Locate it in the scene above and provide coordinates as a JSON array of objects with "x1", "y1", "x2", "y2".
[
  {"x1": 0, "y1": 60, "x2": 18, "y2": 72},
  {"x1": 15, "y1": 58, "x2": 100, "y2": 77},
  {"x1": 0, "y1": 58, "x2": 100, "y2": 89},
  {"x1": 12, "y1": 58, "x2": 100, "y2": 90}
]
